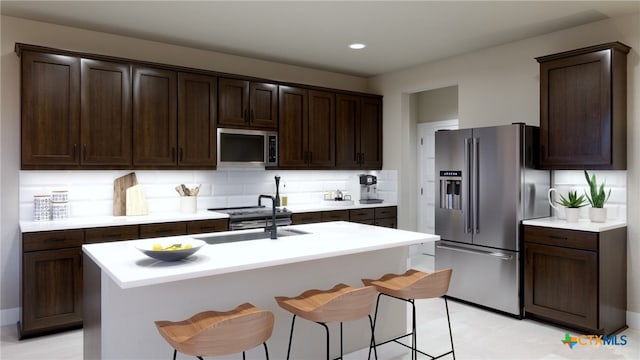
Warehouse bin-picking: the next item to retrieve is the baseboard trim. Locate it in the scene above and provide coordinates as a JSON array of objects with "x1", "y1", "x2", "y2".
[
  {"x1": 1, "y1": 307, "x2": 19, "y2": 327},
  {"x1": 627, "y1": 310, "x2": 640, "y2": 330}
]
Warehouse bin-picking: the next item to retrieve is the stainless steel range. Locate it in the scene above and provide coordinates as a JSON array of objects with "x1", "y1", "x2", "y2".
[{"x1": 209, "y1": 206, "x2": 292, "y2": 231}]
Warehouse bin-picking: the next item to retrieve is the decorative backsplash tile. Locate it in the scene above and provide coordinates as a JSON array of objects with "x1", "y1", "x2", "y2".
[
  {"x1": 19, "y1": 169, "x2": 397, "y2": 221},
  {"x1": 552, "y1": 170, "x2": 626, "y2": 221}
]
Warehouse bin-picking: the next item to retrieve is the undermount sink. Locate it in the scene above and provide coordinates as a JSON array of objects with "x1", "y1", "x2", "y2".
[{"x1": 194, "y1": 228, "x2": 310, "y2": 245}]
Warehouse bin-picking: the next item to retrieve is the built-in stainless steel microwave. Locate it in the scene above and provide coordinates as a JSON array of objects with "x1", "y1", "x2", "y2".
[{"x1": 217, "y1": 128, "x2": 278, "y2": 167}]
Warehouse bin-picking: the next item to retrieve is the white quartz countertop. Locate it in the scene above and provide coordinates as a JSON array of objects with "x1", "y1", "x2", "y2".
[
  {"x1": 522, "y1": 217, "x2": 626, "y2": 232},
  {"x1": 20, "y1": 211, "x2": 229, "y2": 233},
  {"x1": 82, "y1": 221, "x2": 437, "y2": 289}
]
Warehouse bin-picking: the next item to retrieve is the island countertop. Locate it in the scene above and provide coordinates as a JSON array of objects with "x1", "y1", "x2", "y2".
[{"x1": 82, "y1": 221, "x2": 438, "y2": 290}]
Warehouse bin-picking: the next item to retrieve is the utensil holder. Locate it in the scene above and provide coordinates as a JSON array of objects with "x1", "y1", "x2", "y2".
[{"x1": 180, "y1": 196, "x2": 197, "y2": 214}]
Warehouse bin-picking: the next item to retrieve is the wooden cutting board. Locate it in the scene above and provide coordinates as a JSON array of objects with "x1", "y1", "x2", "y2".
[
  {"x1": 125, "y1": 184, "x2": 149, "y2": 216},
  {"x1": 113, "y1": 172, "x2": 138, "y2": 216}
]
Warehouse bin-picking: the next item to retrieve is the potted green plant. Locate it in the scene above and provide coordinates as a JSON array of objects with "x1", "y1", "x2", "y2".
[
  {"x1": 584, "y1": 170, "x2": 611, "y2": 222},
  {"x1": 548, "y1": 188, "x2": 587, "y2": 222}
]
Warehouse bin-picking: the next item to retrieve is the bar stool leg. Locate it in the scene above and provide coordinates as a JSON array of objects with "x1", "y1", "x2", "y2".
[
  {"x1": 316, "y1": 322, "x2": 331, "y2": 360},
  {"x1": 263, "y1": 342, "x2": 270, "y2": 360},
  {"x1": 411, "y1": 299, "x2": 417, "y2": 360},
  {"x1": 445, "y1": 298, "x2": 455, "y2": 360},
  {"x1": 367, "y1": 314, "x2": 378, "y2": 360},
  {"x1": 242, "y1": 351, "x2": 246, "y2": 360},
  {"x1": 368, "y1": 293, "x2": 383, "y2": 360},
  {"x1": 285, "y1": 315, "x2": 297, "y2": 360}
]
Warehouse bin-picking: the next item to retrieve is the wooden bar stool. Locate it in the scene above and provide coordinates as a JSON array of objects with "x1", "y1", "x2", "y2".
[
  {"x1": 154, "y1": 302, "x2": 274, "y2": 360},
  {"x1": 275, "y1": 284, "x2": 378, "y2": 360},
  {"x1": 362, "y1": 269, "x2": 455, "y2": 360}
]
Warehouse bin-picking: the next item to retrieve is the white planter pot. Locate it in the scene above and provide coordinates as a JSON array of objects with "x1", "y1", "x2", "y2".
[
  {"x1": 564, "y1": 208, "x2": 581, "y2": 222},
  {"x1": 589, "y1": 207, "x2": 607, "y2": 223}
]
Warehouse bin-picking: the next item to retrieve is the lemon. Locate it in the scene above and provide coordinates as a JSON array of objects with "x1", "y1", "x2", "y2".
[
  {"x1": 184, "y1": 244, "x2": 193, "y2": 249},
  {"x1": 152, "y1": 244, "x2": 162, "y2": 251}
]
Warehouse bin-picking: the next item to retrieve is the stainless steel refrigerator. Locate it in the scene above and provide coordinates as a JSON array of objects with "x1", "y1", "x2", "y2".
[{"x1": 434, "y1": 123, "x2": 549, "y2": 317}]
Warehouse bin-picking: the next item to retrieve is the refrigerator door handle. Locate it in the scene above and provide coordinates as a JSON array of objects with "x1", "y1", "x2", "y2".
[
  {"x1": 436, "y1": 243, "x2": 514, "y2": 261},
  {"x1": 473, "y1": 137, "x2": 480, "y2": 234},
  {"x1": 464, "y1": 137, "x2": 472, "y2": 233}
]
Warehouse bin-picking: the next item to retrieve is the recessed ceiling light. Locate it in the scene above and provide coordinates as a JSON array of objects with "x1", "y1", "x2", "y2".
[{"x1": 349, "y1": 43, "x2": 366, "y2": 50}]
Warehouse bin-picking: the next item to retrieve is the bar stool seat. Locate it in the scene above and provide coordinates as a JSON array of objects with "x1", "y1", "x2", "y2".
[
  {"x1": 154, "y1": 302, "x2": 274, "y2": 360},
  {"x1": 275, "y1": 283, "x2": 378, "y2": 360},
  {"x1": 363, "y1": 269, "x2": 455, "y2": 360}
]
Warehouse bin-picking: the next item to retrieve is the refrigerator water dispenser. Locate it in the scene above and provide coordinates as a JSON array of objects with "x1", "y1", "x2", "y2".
[{"x1": 439, "y1": 171, "x2": 462, "y2": 210}]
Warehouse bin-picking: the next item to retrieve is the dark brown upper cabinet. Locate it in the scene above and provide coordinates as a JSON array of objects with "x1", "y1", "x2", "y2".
[
  {"x1": 177, "y1": 72, "x2": 217, "y2": 168},
  {"x1": 218, "y1": 77, "x2": 278, "y2": 130},
  {"x1": 21, "y1": 51, "x2": 80, "y2": 168},
  {"x1": 80, "y1": 59, "x2": 132, "y2": 166},
  {"x1": 336, "y1": 94, "x2": 382, "y2": 169},
  {"x1": 278, "y1": 88, "x2": 336, "y2": 169},
  {"x1": 132, "y1": 66, "x2": 177, "y2": 167},
  {"x1": 537, "y1": 42, "x2": 630, "y2": 170}
]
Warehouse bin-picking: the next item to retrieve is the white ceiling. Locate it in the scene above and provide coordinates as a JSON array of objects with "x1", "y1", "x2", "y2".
[{"x1": 2, "y1": 1, "x2": 639, "y2": 77}]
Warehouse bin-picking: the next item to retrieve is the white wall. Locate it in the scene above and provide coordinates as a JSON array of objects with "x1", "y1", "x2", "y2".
[
  {"x1": 370, "y1": 13, "x2": 640, "y2": 320},
  {"x1": 415, "y1": 85, "x2": 459, "y2": 123},
  {"x1": 0, "y1": 15, "x2": 370, "y2": 321}
]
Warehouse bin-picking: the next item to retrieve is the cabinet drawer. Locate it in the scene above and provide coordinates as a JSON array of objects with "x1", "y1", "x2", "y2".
[
  {"x1": 375, "y1": 217, "x2": 397, "y2": 229},
  {"x1": 291, "y1": 212, "x2": 322, "y2": 225},
  {"x1": 85, "y1": 225, "x2": 139, "y2": 244},
  {"x1": 349, "y1": 208, "x2": 375, "y2": 221},
  {"x1": 187, "y1": 219, "x2": 229, "y2": 234},
  {"x1": 322, "y1": 210, "x2": 350, "y2": 222},
  {"x1": 23, "y1": 230, "x2": 85, "y2": 252},
  {"x1": 139, "y1": 222, "x2": 187, "y2": 239},
  {"x1": 375, "y1": 206, "x2": 397, "y2": 219},
  {"x1": 524, "y1": 226, "x2": 597, "y2": 251}
]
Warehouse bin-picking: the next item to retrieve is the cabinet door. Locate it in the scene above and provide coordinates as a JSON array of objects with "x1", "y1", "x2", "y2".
[
  {"x1": 360, "y1": 97, "x2": 382, "y2": 169},
  {"x1": 291, "y1": 212, "x2": 322, "y2": 225},
  {"x1": 81, "y1": 59, "x2": 132, "y2": 166},
  {"x1": 139, "y1": 222, "x2": 187, "y2": 239},
  {"x1": 525, "y1": 242, "x2": 598, "y2": 330},
  {"x1": 85, "y1": 225, "x2": 139, "y2": 244},
  {"x1": 187, "y1": 219, "x2": 229, "y2": 234},
  {"x1": 278, "y1": 86, "x2": 309, "y2": 168},
  {"x1": 336, "y1": 94, "x2": 361, "y2": 168},
  {"x1": 375, "y1": 217, "x2": 397, "y2": 229},
  {"x1": 178, "y1": 72, "x2": 217, "y2": 168},
  {"x1": 22, "y1": 248, "x2": 83, "y2": 335},
  {"x1": 250, "y1": 82, "x2": 278, "y2": 129},
  {"x1": 321, "y1": 210, "x2": 349, "y2": 222},
  {"x1": 21, "y1": 51, "x2": 80, "y2": 167},
  {"x1": 218, "y1": 77, "x2": 249, "y2": 127},
  {"x1": 132, "y1": 66, "x2": 177, "y2": 166},
  {"x1": 308, "y1": 90, "x2": 336, "y2": 168}
]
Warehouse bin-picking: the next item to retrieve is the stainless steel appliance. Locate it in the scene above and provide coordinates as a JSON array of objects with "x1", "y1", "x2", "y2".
[
  {"x1": 434, "y1": 123, "x2": 549, "y2": 317},
  {"x1": 209, "y1": 206, "x2": 292, "y2": 231},
  {"x1": 359, "y1": 174, "x2": 382, "y2": 204},
  {"x1": 217, "y1": 128, "x2": 278, "y2": 167}
]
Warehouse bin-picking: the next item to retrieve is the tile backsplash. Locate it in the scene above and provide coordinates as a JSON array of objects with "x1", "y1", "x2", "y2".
[
  {"x1": 19, "y1": 169, "x2": 397, "y2": 221},
  {"x1": 551, "y1": 170, "x2": 626, "y2": 221}
]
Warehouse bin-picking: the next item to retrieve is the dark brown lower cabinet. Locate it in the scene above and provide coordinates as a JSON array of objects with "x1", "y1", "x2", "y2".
[
  {"x1": 524, "y1": 225, "x2": 627, "y2": 335},
  {"x1": 292, "y1": 207, "x2": 397, "y2": 229},
  {"x1": 21, "y1": 230, "x2": 85, "y2": 338},
  {"x1": 20, "y1": 218, "x2": 228, "y2": 337}
]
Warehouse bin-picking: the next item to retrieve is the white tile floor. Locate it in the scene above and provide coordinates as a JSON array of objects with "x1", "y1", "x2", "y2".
[{"x1": 1, "y1": 255, "x2": 638, "y2": 359}]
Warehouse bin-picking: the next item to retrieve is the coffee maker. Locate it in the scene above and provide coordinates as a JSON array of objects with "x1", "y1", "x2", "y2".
[{"x1": 359, "y1": 174, "x2": 383, "y2": 204}]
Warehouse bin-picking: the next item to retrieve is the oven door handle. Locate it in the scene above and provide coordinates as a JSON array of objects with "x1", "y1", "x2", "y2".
[{"x1": 436, "y1": 243, "x2": 513, "y2": 260}]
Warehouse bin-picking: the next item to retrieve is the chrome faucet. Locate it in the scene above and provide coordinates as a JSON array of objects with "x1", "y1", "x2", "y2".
[{"x1": 258, "y1": 195, "x2": 277, "y2": 239}]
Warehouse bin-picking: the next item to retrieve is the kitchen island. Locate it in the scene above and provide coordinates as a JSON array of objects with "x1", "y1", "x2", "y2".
[{"x1": 82, "y1": 221, "x2": 438, "y2": 359}]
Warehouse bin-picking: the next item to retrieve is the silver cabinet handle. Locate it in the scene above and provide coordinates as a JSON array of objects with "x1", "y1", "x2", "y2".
[{"x1": 436, "y1": 243, "x2": 513, "y2": 261}]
